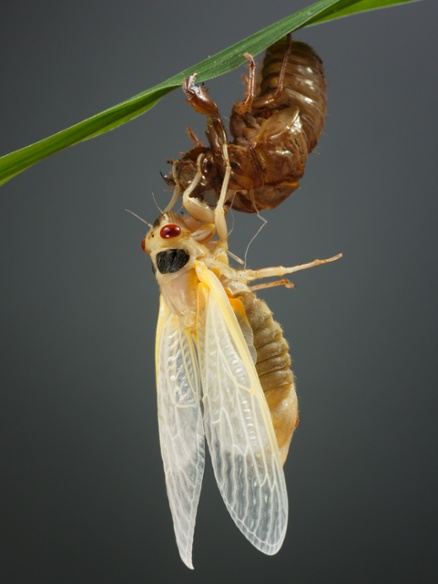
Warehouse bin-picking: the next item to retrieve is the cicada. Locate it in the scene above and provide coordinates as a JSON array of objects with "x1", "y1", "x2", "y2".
[
  {"x1": 141, "y1": 199, "x2": 341, "y2": 567},
  {"x1": 164, "y1": 35, "x2": 327, "y2": 214}
]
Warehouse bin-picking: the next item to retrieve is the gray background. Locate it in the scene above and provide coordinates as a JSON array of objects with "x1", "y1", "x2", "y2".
[{"x1": 1, "y1": 1, "x2": 437, "y2": 582}]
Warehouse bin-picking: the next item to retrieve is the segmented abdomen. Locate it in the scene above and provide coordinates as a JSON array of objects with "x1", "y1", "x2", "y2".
[
  {"x1": 257, "y1": 37, "x2": 327, "y2": 152},
  {"x1": 238, "y1": 291, "x2": 298, "y2": 465}
]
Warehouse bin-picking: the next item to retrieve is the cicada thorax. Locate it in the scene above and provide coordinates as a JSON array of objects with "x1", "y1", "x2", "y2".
[
  {"x1": 236, "y1": 291, "x2": 298, "y2": 465},
  {"x1": 165, "y1": 35, "x2": 327, "y2": 215}
]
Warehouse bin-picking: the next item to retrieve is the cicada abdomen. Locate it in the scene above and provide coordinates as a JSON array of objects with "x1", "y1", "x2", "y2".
[
  {"x1": 165, "y1": 35, "x2": 327, "y2": 214},
  {"x1": 238, "y1": 291, "x2": 298, "y2": 464},
  {"x1": 256, "y1": 37, "x2": 326, "y2": 153},
  {"x1": 229, "y1": 36, "x2": 327, "y2": 212}
]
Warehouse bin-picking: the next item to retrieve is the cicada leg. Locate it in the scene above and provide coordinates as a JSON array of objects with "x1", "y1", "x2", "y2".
[
  {"x1": 183, "y1": 74, "x2": 228, "y2": 149},
  {"x1": 186, "y1": 126, "x2": 203, "y2": 147},
  {"x1": 241, "y1": 253, "x2": 343, "y2": 286},
  {"x1": 164, "y1": 161, "x2": 181, "y2": 212},
  {"x1": 178, "y1": 143, "x2": 231, "y2": 247},
  {"x1": 183, "y1": 74, "x2": 221, "y2": 117},
  {"x1": 232, "y1": 53, "x2": 257, "y2": 116},
  {"x1": 214, "y1": 143, "x2": 232, "y2": 245},
  {"x1": 249, "y1": 278, "x2": 295, "y2": 292},
  {"x1": 271, "y1": 33, "x2": 293, "y2": 101},
  {"x1": 179, "y1": 153, "x2": 216, "y2": 226}
]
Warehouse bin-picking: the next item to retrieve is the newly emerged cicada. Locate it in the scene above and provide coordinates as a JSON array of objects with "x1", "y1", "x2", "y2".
[
  {"x1": 164, "y1": 35, "x2": 327, "y2": 214},
  {"x1": 141, "y1": 168, "x2": 341, "y2": 566}
]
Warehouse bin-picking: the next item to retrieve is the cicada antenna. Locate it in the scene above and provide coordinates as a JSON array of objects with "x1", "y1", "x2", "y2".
[
  {"x1": 151, "y1": 192, "x2": 163, "y2": 214},
  {"x1": 124, "y1": 209, "x2": 153, "y2": 228}
]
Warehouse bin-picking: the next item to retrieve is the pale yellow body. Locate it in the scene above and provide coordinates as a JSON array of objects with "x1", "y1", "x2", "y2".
[
  {"x1": 144, "y1": 211, "x2": 338, "y2": 466},
  {"x1": 142, "y1": 210, "x2": 340, "y2": 568}
]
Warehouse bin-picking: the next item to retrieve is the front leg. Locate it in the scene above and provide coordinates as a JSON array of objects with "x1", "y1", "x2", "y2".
[{"x1": 183, "y1": 75, "x2": 228, "y2": 154}]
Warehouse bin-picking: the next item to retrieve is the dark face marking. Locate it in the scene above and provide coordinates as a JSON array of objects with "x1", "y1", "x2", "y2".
[
  {"x1": 156, "y1": 249, "x2": 190, "y2": 274},
  {"x1": 153, "y1": 215, "x2": 164, "y2": 228}
]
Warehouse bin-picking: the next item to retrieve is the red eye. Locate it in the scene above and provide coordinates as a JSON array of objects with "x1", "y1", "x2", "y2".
[
  {"x1": 160, "y1": 224, "x2": 181, "y2": 239},
  {"x1": 141, "y1": 239, "x2": 146, "y2": 251}
]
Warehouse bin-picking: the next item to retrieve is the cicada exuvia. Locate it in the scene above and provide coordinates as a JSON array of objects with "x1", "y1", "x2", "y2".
[{"x1": 164, "y1": 34, "x2": 327, "y2": 214}]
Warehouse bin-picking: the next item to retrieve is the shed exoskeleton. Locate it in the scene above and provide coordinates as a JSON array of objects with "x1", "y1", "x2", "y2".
[{"x1": 164, "y1": 34, "x2": 327, "y2": 214}]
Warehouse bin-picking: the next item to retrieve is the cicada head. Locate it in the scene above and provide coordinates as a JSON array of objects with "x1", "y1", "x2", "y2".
[
  {"x1": 141, "y1": 212, "x2": 216, "y2": 276},
  {"x1": 141, "y1": 212, "x2": 218, "y2": 327}
]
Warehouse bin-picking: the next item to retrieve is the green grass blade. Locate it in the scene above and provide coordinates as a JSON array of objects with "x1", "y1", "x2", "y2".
[
  {"x1": 0, "y1": 0, "x2": 419, "y2": 186},
  {"x1": 308, "y1": 0, "x2": 420, "y2": 24}
]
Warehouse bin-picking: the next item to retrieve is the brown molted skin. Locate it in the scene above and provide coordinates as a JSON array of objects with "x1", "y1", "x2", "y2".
[
  {"x1": 167, "y1": 36, "x2": 327, "y2": 213},
  {"x1": 237, "y1": 291, "x2": 298, "y2": 465}
]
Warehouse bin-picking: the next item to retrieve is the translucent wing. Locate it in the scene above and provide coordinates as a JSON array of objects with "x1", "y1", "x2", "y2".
[
  {"x1": 155, "y1": 296, "x2": 205, "y2": 569},
  {"x1": 195, "y1": 264, "x2": 288, "y2": 555}
]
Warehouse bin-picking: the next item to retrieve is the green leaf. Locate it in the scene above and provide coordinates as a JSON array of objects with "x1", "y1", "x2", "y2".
[
  {"x1": 308, "y1": 0, "x2": 420, "y2": 24},
  {"x1": 0, "y1": 0, "x2": 419, "y2": 186}
]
